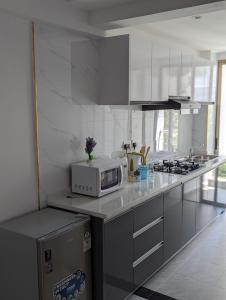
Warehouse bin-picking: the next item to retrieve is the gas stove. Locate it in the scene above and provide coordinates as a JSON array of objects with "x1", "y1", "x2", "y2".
[{"x1": 153, "y1": 159, "x2": 200, "y2": 175}]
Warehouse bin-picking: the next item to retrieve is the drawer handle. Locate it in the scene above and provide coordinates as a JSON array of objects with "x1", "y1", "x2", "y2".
[
  {"x1": 133, "y1": 216, "x2": 163, "y2": 239},
  {"x1": 133, "y1": 241, "x2": 164, "y2": 268}
]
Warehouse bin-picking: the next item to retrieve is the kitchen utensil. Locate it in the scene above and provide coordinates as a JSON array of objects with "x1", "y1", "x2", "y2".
[
  {"x1": 140, "y1": 146, "x2": 146, "y2": 165},
  {"x1": 145, "y1": 146, "x2": 150, "y2": 160}
]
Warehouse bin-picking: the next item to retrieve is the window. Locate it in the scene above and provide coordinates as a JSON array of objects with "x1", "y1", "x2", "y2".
[{"x1": 155, "y1": 110, "x2": 179, "y2": 152}]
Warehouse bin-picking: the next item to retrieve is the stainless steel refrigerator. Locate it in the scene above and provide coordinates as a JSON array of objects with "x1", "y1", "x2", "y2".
[{"x1": 0, "y1": 208, "x2": 92, "y2": 300}]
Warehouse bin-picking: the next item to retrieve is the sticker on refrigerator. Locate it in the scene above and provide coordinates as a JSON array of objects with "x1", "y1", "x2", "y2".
[{"x1": 53, "y1": 270, "x2": 86, "y2": 300}]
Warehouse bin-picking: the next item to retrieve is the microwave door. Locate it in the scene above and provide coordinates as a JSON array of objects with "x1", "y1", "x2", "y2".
[{"x1": 101, "y1": 167, "x2": 122, "y2": 191}]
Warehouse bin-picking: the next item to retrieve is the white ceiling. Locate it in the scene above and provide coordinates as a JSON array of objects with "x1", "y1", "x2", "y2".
[
  {"x1": 143, "y1": 10, "x2": 226, "y2": 52},
  {"x1": 65, "y1": 0, "x2": 136, "y2": 11}
]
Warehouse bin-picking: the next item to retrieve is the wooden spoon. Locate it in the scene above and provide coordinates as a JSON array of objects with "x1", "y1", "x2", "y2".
[{"x1": 145, "y1": 146, "x2": 150, "y2": 160}]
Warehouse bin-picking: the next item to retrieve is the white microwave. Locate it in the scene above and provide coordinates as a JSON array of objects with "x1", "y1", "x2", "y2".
[{"x1": 71, "y1": 158, "x2": 124, "y2": 197}]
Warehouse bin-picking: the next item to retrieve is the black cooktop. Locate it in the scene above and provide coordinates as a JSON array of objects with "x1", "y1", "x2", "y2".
[{"x1": 154, "y1": 159, "x2": 200, "y2": 175}]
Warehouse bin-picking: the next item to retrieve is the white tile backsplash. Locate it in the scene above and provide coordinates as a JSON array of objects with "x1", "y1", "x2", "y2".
[
  {"x1": 36, "y1": 23, "x2": 197, "y2": 206},
  {"x1": 36, "y1": 24, "x2": 130, "y2": 206}
]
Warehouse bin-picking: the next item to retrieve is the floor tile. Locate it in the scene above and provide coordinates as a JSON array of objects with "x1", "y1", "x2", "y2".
[
  {"x1": 157, "y1": 273, "x2": 223, "y2": 300},
  {"x1": 143, "y1": 213, "x2": 226, "y2": 300}
]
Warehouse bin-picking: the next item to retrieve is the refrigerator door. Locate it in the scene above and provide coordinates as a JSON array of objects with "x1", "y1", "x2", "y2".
[{"x1": 38, "y1": 219, "x2": 92, "y2": 300}]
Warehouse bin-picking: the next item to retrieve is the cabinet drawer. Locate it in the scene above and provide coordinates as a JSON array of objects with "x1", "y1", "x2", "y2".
[
  {"x1": 133, "y1": 242, "x2": 164, "y2": 286},
  {"x1": 134, "y1": 217, "x2": 163, "y2": 261},
  {"x1": 134, "y1": 194, "x2": 163, "y2": 232}
]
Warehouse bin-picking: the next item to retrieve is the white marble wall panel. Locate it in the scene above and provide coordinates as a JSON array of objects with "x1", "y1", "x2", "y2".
[
  {"x1": 36, "y1": 23, "x2": 197, "y2": 206},
  {"x1": 36, "y1": 24, "x2": 129, "y2": 206}
]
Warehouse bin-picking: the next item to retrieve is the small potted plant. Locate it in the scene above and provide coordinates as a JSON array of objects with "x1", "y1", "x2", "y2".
[{"x1": 85, "y1": 137, "x2": 97, "y2": 161}]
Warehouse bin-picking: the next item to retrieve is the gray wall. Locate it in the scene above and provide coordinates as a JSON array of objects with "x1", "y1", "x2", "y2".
[{"x1": 0, "y1": 11, "x2": 38, "y2": 222}]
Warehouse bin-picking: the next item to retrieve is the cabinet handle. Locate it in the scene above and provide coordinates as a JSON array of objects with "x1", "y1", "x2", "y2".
[
  {"x1": 133, "y1": 241, "x2": 164, "y2": 268},
  {"x1": 133, "y1": 216, "x2": 163, "y2": 239}
]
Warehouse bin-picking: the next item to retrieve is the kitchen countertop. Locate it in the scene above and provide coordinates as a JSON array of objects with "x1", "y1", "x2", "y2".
[{"x1": 48, "y1": 156, "x2": 226, "y2": 222}]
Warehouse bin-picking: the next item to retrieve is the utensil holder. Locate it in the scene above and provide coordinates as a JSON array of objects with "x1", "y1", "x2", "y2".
[{"x1": 139, "y1": 165, "x2": 148, "y2": 180}]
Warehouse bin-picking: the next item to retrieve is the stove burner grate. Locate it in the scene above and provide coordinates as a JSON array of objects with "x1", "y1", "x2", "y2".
[{"x1": 154, "y1": 159, "x2": 200, "y2": 175}]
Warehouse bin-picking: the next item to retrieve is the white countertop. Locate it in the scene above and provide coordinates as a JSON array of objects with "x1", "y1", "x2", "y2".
[{"x1": 48, "y1": 157, "x2": 226, "y2": 222}]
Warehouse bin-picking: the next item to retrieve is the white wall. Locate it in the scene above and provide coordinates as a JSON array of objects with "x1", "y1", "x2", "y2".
[
  {"x1": 0, "y1": 11, "x2": 38, "y2": 222},
  {"x1": 0, "y1": 0, "x2": 104, "y2": 36}
]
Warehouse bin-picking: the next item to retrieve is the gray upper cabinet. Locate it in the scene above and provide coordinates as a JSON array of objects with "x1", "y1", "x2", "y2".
[
  {"x1": 99, "y1": 35, "x2": 130, "y2": 105},
  {"x1": 99, "y1": 34, "x2": 152, "y2": 105}
]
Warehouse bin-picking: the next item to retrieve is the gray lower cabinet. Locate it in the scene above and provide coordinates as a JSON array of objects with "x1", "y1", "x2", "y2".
[
  {"x1": 182, "y1": 199, "x2": 196, "y2": 245},
  {"x1": 182, "y1": 178, "x2": 197, "y2": 245},
  {"x1": 133, "y1": 243, "x2": 164, "y2": 286},
  {"x1": 164, "y1": 185, "x2": 183, "y2": 261},
  {"x1": 103, "y1": 211, "x2": 134, "y2": 300},
  {"x1": 197, "y1": 175, "x2": 219, "y2": 232},
  {"x1": 133, "y1": 195, "x2": 164, "y2": 286},
  {"x1": 196, "y1": 202, "x2": 218, "y2": 232},
  {"x1": 183, "y1": 175, "x2": 221, "y2": 237},
  {"x1": 134, "y1": 219, "x2": 163, "y2": 261},
  {"x1": 134, "y1": 194, "x2": 164, "y2": 232},
  {"x1": 101, "y1": 169, "x2": 224, "y2": 300}
]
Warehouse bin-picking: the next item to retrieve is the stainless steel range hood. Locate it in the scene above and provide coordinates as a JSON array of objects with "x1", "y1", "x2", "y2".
[
  {"x1": 168, "y1": 96, "x2": 201, "y2": 110},
  {"x1": 131, "y1": 96, "x2": 201, "y2": 112}
]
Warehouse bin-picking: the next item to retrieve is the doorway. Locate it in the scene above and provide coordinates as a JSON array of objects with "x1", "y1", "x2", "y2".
[
  {"x1": 214, "y1": 60, "x2": 226, "y2": 206},
  {"x1": 216, "y1": 60, "x2": 226, "y2": 155},
  {"x1": 202, "y1": 61, "x2": 226, "y2": 207}
]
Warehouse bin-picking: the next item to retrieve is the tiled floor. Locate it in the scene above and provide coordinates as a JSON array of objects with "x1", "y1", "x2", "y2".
[{"x1": 130, "y1": 212, "x2": 226, "y2": 300}]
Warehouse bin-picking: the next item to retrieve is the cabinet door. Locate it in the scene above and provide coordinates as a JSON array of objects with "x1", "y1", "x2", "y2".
[
  {"x1": 196, "y1": 202, "x2": 218, "y2": 232},
  {"x1": 215, "y1": 163, "x2": 226, "y2": 206},
  {"x1": 182, "y1": 178, "x2": 197, "y2": 245},
  {"x1": 201, "y1": 169, "x2": 217, "y2": 203},
  {"x1": 196, "y1": 176, "x2": 218, "y2": 232},
  {"x1": 134, "y1": 194, "x2": 163, "y2": 232},
  {"x1": 180, "y1": 51, "x2": 193, "y2": 98},
  {"x1": 104, "y1": 211, "x2": 134, "y2": 300},
  {"x1": 152, "y1": 40, "x2": 170, "y2": 101},
  {"x1": 130, "y1": 34, "x2": 152, "y2": 102},
  {"x1": 169, "y1": 47, "x2": 181, "y2": 97},
  {"x1": 100, "y1": 35, "x2": 130, "y2": 105},
  {"x1": 164, "y1": 185, "x2": 183, "y2": 261},
  {"x1": 193, "y1": 57, "x2": 211, "y2": 102}
]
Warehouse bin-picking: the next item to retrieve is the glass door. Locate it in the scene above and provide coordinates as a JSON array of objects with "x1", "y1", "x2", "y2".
[
  {"x1": 215, "y1": 61, "x2": 226, "y2": 207},
  {"x1": 216, "y1": 164, "x2": 226, "y2": 206},
  {"x1": 201, "y1": 169, "x2": 217, "y2": 203},
  {"x1": 217, "y1": 61, "x2": 226, "y2": 156}
]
